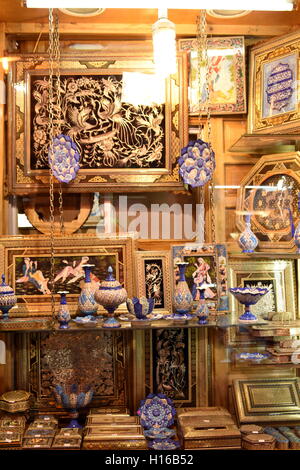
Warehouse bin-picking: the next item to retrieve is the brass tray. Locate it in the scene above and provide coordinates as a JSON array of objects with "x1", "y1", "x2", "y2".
[{"x1": 233, "y1": 378, "x2": 300, "y2": 424}]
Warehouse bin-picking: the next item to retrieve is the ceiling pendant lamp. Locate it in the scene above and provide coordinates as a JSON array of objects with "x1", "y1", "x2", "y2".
[{"x1": 152, "y1": 8, "x2": 177, "y2": 78}]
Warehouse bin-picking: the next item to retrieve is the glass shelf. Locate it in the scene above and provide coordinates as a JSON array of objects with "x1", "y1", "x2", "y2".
[{"x1": 0, "y1": 314, "x2": 268, "y2": 332}]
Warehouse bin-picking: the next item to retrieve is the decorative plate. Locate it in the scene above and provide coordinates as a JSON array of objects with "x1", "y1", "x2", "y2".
[
  {"x1": 165, "y1": 313, "x2": 195, "y2": 321},
  {"x1": 48, "y1": 134, "x2": 80, "y2": 184},
  {"x1": 178, "y1": 139, "x2": 215, "y2": 188},
  {"x1": 144, "y1": 427, "x2": 176, "y2": 440},
  {"x1": 148, "y1": 438, "x2": 180, "y2": 450},
  {"x1": 137, "y1": 394, "x2": 176, "y2": 429},
  {"x1": 72, "y1": 315, "x2": 99, "y2": 327},
  {"x1": 119, "y1": 313, "x2": 163, "y2": 322}
]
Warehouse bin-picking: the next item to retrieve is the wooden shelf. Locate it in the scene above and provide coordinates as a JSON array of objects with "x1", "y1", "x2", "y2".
[{"x1": 229, "y1": 133, "x2": 300, "y2": 154}]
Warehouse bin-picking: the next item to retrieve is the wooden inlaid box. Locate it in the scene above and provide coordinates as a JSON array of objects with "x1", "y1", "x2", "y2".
[
  {"x1": 233, "y1": 378, "x2": 300, "y2": 425},
  {"x1": 177, "y1": 407, "x2": 232, "y2": 418},
  {"x1": 86, "y1": 415, "x2": 139, "y2": 425},
  {"x1": 177, "y1": 409, "x2": 241, "y2": 449},
  {"x1": 82, "y1": 428, "x2": 147, "y2": 450}
]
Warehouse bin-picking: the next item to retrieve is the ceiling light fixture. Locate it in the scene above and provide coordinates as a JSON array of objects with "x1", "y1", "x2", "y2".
[
  {"x1": 152, "y1": 8, "x2": 176, "y2": 78},
  {"x1": 23, "y1": 0, "x2": 295, "y2": 11}
]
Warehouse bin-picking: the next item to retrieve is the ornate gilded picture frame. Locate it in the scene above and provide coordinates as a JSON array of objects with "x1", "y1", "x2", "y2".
[
  {"x1": 135, "y1": 251, "x2": 172, "y2": 315},
  {"x1": 8, "y1": 52, "x2": 188, "y2": 194},
  {"x1": 0, "y1": 235, "x2": 134, "y2": 316},
  {"x1": 171, "y1": 243, "x2": 229, "y2": 313},
  {"x1": 178, "y1": 37, "x2": 246, "y2": 114},
  {"x1": 248, "y1": 30, "x2": 300, "y2": 134},
  {"x1": 228, "y1": 257, "x2": 297, "y2": 344},
  {"x1": 236, "y1": 152, "x2": 300, "y2": 252}
]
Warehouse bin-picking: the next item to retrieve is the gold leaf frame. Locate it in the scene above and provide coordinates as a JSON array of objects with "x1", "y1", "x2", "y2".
[
  {"x1": 228, "y1": 257, "x2": 297, "y2": 345},
  {"x1": 135, "y1": 250, "x2": 172, "y2": 315},
  {"x1": 0, "y1": 234, "x2": 134, "y2": 316},
  {"x1": 178, "y1": 36, "x2": 246, "y2": 115},
  {"x1": 233, "y1": 378, "x2": 300, "y2": 424},
  {"x1": 248, "y1": 30, "x2": 300, "y2": 134},
  {"x1": 236, "y1": 152, "x2": 300, "y2": 252},
  {"x1": 8, "y1": 52, "x2": 188, "y2": 194}
]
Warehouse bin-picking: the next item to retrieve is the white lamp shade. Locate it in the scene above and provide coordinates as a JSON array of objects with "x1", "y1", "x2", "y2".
[{"x1": 152, "y1": 17, "x2": 177, "y2": 78}]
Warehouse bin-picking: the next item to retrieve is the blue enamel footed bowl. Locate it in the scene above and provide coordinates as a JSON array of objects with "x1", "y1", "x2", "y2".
[{"x1": 229, "y1": 287, "x2": 269, "y2": 306}]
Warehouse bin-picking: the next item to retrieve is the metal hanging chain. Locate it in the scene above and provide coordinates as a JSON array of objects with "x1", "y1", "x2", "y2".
[
  {"x1": 48, "y1": 7, "x2": 56, "y2": 326},
  {"x1": 198, "y1": 9, "x2": 216, "y2": 244},
  {"x1": 54, "y1": 11, "x2": 65, "y2": 236}
]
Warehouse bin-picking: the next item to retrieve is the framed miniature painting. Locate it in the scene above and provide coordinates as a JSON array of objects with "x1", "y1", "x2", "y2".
[
  {"x1": 171, "y1": 243, "x2": 229, "y2": 313},
  {"x1": 0, "y1": 235, "x2": 134, "y2": 316},
  {"x1": 8, "y1": 52, "x2": 188, "y2": 194},
  {"x1": 178, "y1": 37, "x2": 246, "y2": 114},
  {"x1": 135, "y1": 251, "x2": 172, "y2": 315},
  {"x1": 248, "y1": 30, "x2": 300, "y2": 134}
]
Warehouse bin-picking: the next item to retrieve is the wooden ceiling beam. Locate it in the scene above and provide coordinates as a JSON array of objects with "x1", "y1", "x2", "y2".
[{"x1": 4, "y1": 22, "x2": 299, "y2": 37}]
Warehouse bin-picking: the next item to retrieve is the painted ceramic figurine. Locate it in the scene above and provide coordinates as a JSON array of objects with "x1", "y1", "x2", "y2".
[
  {"x1": 78, "y1": 264, "x2": 98, "y2": 317},
  {"x1": 238, "y1": 214, "x2": 258, "y2": 253},
  {"x1": 57, "y1": 291, "x2": 71, "y2": 329},
  {"x1": 95, "y1": 266, "x2": 127, "y2": 328},
  {"x1": 172, "y1": 262, "x2": 193, "y2": 318},
  {"x1": 0, "y1": 274, "x2": 17, "y2": 320}
]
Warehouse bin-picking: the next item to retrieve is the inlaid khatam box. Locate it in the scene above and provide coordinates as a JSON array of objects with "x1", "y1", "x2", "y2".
[
  {"x1": 82, "y1": 428, "x2": 147, "y2": 450},
  {"x1": 177, "y1": 408, "x2": 241, "y2": 449},
  {"x1": 233, "y1": 378, "x2": 300, "y2": 425}
]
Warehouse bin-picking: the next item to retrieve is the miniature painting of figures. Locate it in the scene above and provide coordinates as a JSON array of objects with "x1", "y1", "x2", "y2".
[{"x1": 14, "y1": 254, "x2": 117, "y2": 297}]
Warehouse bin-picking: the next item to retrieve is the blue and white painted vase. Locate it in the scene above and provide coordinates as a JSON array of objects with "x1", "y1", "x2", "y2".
[
  {"x1": 238, "y1": 214, "x2": 258, "y2": 253},
  {"x1": 57, "y1": 291, "x2": 71, "y2": 329},
  {"x1": 0, "y1": 274, "x2": 17, "y2": 320},
  {"x1": 195, "y1": 285, "x2": 210, "y2": 324},
  {"x1": 78, "y1": 264, "x2": 98, "y2": 317},
  {"x1": 173, "y1": 262, "x2": 193, "y2": 318},
  {"x1": 95, "y1": 266, "x2": 127, "y2": 328}
]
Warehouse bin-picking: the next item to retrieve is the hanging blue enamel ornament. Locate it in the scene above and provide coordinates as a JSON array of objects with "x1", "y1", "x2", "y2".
[
  {"x1": 48, "y1": 134, "x2": 80, "y2": 184},
  {"x1": 178, "y1": 139, "x2": 216, "y2": 188}
]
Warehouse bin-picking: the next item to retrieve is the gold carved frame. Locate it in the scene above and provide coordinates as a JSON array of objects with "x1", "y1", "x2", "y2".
[
  {"x1": 8, "y1": 52, "x2": 188, "y2": 194},
  {"x1": 0, "y1": 234, "x2": 134, "y2": 316},
  {"x1": 228, "y1": 257, "x2": 297, "y2": 345},
  {"x1": 236, "y1": 152, "x2": 300, "y2": 252},
  {"x1": 135, "y1": 250, "x2": 172, "y2": 315},
  {"x1": 248, "y1": 30, "x2": 300, "y2": 134}
]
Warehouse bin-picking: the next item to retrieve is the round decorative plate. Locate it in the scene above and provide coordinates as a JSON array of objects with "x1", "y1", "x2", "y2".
[
  {"x1": 72, "y1": 315, "x2": 99, "y2": 327},
  {"x1": 165, "y1": 313, "x2": 195, "y2": 321},
  {"x1": 119, "y1": 313, "x2": 163, "y2": 322},
  {"x1": 148, "y1": 439, "x2": 180, "y2": 450},
  {"x1": 144, "y1": 427, "x2": 176, "y2": 440},
  {"x1": 137, "y1": 394, "x2": 176, "y2": 429},
  {"x1": 178, "y1": 139, "x2": 215, "y2": 188},
  {"x1": 49, "y1": 134, "x2": 80, "y2": 184}
]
